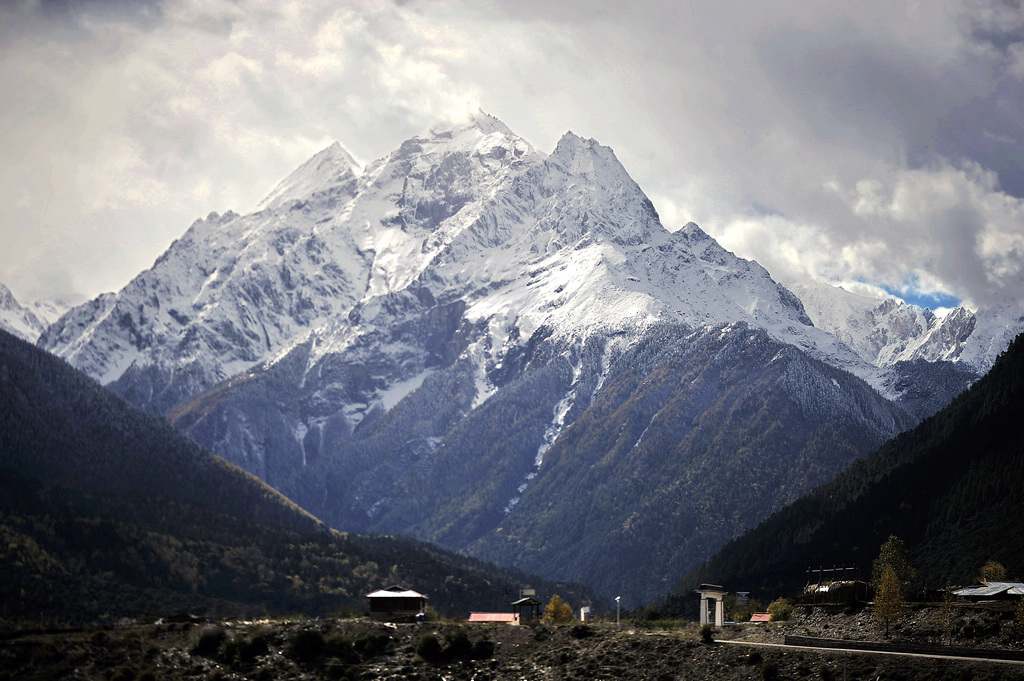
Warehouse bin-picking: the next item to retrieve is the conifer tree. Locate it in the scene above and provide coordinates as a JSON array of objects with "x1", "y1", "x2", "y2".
[
  {"x1": 871, "y1": 535, "x2": 916, "y2": 597},
  {"x1": 542, "y1": 594, "x2": 573, "y2": 625},
  {"x1": 979, "y1": 560, "x2": 1007, "y2": 583},
  {"x1": 873, "y1": 565, "x2": 906, "y2": 637}
]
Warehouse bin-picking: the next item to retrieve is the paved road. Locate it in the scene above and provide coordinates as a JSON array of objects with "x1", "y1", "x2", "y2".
[{"x1": 716, "y1": 638, "x2": 1024, "y2": 666}]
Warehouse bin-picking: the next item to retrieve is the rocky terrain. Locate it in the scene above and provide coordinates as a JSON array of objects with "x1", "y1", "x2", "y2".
[
  {"x1": 723, "y1": 601, "x2": 1023, "y2": 650},
  {"x1": 4, "y1": 604, "x2": 1023, "y2": 681}
]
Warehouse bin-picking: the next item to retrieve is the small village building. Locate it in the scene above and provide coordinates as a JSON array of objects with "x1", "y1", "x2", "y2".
[
  {"x1": 468, "y1": 612, "x2": 519, "y2": 624},
  {"x1": 511, "y1": 596, "x2": 542, "y2": 623},
  {"x1": 802, "y1": 580, "x2": 868, "y2": 604},
  {"x1": 953, "y1": 581, "x2": 1024, "y2": 600},
  {"x1": 366, "y1": 585, "x2": 427, "y2": 622},
  {"x1": 696, "y1": 584, "x2": 728, "y2": 627}
]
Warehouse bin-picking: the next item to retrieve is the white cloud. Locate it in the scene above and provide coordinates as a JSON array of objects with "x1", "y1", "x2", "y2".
[{"x1": 0, "y1": 0, "x2": 1022, "y2": 314}]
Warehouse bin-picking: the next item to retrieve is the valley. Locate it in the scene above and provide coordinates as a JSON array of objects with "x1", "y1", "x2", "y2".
[{"x1": 2, "y1": 112, "x2": 1023, "y2": 619}]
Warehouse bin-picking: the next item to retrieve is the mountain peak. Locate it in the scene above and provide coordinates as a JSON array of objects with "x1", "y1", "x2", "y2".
[
  {"x1": 0, "y1": 281, "x2": 46, "y2": 343},
  {"x1": 679, "y1": 221, "x2": 710, "y2": 240},
  {"x1": 0, "y1": 281, "x2": 17, "y2": 310},
  {"x1": 412, "y1": 110, "x2": 536, "y2": 164},
  {"x1": 428, "y1": 109, "x2": 516, "y2": 139},
  {"x1": 257, "y1": 141, "x2": 361, "y2": 212},
  {"x1": 548, "y1": 131, "x2": 636, "y2": 187}
]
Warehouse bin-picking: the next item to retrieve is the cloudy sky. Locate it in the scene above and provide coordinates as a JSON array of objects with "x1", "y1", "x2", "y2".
[{"x1": 2, "y1": 0, "x2": 1023, "y2": 312}]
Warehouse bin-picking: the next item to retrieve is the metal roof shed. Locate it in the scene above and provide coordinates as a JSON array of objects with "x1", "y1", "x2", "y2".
[{"x1": 953, "y1": 582, "x2": 1024, "y2": 599}]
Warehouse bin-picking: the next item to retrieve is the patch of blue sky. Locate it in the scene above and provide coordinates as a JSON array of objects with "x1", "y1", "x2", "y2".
[{"x1": 880, "y1": 279, "x2": 960, "y2": 311}]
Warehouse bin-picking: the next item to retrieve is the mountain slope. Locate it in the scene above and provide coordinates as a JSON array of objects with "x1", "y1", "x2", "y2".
[
  {"x1": 0, "y1": 328, "x2": 596, "y2": 624},
  {"x1": 672, "y1": 330, "x2": 1024, "y2": 603},
  {"x1": 166, "y1": 319, "x2": 913, "y2": 604},
  {"x1": 459, "y1": 323, "x2": 912, "y2": 603}
]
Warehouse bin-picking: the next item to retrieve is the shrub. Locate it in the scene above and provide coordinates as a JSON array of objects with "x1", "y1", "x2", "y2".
[
  {"x1": 472, "y1": 636, "x2": 495, "y2": 660},
  {"x1": 760, "y1": 661, "x2": 779, "y2": 680},
  {"x1": 191, "y1": 625, "x2": 226, "y2": 657},
  {"x1": 325, "y1": 633, "x2": 359, "y2": 664},
  {"x1": 30, "y1": 641, "x2": 59, "y2": 664},
  {"x1": 220, "y1": 636, "x2": 244, "y2": 664},
  {"x1": 640, "y1": 604, "x2": 663, "y2": 621},
  {"x1": 221, "y1": 630, "x2": 270, "y2": 666},
  {"x1": 242, "y1": 630, "x2": 270, "y2": 662},
  {"x1": 746, "y1": 650, "x2": 763, "y2": 666},
  {"x1": 699, "y1": 623, "x2": 715, "y2": 644},
  {"x1": 767, "y1": 598, "x2": 793, "y2": 622},
  {"x1": 354, "y1": 632, "x2": 390, "y2": 659},
  {"x1": 570, "y1": 624, "x2": 595, "y2": 639},
  {"x1": 289, "y1": 628, "x2": 326, "y2": 662},
  {"x1": 444, "y1": 628, "x2": 473, "y2": 660},
  {"x1": 416, "y1": 632, "x2": 442, "y2": 662},
  {"x1": 110, "y1": 666, "x2": 136, "y2": 681},
  {"x1": 324, "y1": 657, "x2": 358, "y2": 680}
]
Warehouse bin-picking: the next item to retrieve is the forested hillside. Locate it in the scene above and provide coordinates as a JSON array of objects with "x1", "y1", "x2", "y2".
[
  {"x1": 0, "y1": 330, "x2": 595, "y2": 626},
  {"x1": 0, "y1": 328, "x2": 322, "y2": 534},
  {"x1": 672, "y1": 331, "x2": 1024, "y2": 605}
]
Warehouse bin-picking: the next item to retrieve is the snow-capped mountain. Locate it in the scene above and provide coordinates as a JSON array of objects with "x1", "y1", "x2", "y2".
[
  {"x1": 792, "y1": 281, "x2": 1023, "y2": 372},
  {"x1": 36, "y1": 112, "x2": 1006, "y2": 602},
  {"x1": 0, "y1": 283, "x2": 46, "y2": 342},
  {"x1": 41, "y1": 113, "x2": 868, "y2": 413},
  {"x1": 28, "y1": 297, "x2": 79, "y2": 328}
]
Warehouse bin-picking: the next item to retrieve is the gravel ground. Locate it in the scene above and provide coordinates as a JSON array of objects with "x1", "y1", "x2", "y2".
[{"x1": 3, "y1": 605, "x2": 1023, "y2": 681}]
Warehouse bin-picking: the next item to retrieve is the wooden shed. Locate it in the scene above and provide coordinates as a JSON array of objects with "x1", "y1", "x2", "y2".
[
  {"x1": 366, "y1": 585, "x2": 427, "y2": 622},
  {"x1": 511, "y1": 596, "x2": 542, "y2": 623}
]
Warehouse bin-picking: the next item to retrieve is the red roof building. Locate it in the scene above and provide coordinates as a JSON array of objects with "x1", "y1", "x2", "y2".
[{"x1": 468, "y1": 613, "x2": 519, "y2": 624}]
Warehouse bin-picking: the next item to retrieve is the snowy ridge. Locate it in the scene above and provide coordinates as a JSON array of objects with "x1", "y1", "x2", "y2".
[
  {"x1": 791, "y1": 281, "x2": 1024, "y2": 373},
  {"x1": 0, "y1": 283, "x2": 45, "y2": 343},
  {"x1": 38, "y1": 110, "x2": 1018, "y2": 485},
  {"x1": 44, "y1": 110, "x2": 862, "y2": 412},
  {"x1": 257, "y1": 142, "x2": 362, "y2": 212}
]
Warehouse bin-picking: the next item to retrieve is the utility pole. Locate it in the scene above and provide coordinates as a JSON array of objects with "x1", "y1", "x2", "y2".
[{"x1": 615, "y1": 596, "x2": 621, "y2": 629}]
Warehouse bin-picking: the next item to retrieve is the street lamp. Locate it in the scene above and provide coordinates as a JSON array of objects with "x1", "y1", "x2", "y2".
[{"x1": 615, "y1": 596, "x2": 621, "y2": 629}]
